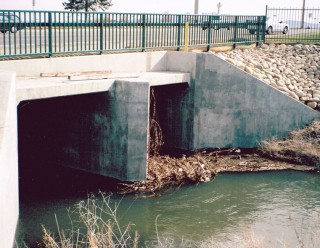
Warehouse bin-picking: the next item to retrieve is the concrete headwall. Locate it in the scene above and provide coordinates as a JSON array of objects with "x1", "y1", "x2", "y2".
[
  {"x1": 0, "y1": 52, "x2": 167, "y2": 77},
  {"x1": 0, "y1": 73, "x2": 18, "y2": 248}
]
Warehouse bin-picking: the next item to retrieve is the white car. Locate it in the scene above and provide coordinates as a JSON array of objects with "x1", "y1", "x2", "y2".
[
  {"x1": 265, "y1": 17, "x2": 289, "y2": 34},
  {"x1": 248, "y1": 17, "x2": 289, "y2": 35}
]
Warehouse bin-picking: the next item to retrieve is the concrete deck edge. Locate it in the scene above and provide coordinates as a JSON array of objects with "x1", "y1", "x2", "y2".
[
  {"x1": 0, "y1": 51, "x2": 168, "y2": 77},
  {"x1": 16, "y1": 72, "x2": 191, "y2": 104}
]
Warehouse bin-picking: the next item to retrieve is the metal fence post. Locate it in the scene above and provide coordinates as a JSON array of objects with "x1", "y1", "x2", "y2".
[
  {"x1": 142, "y1": 14, "x2": 146, "y2": 51},
  {"x1": 184, "y1": 21, "x2": 189, "y2": 52},
  {"x1": 100, "y1": 13, "x2": 103, "y2": 53},
  {"x1": 233, "y1": 16, "x2": 239, "y2": 49},
  {"x1": 261, "y1": 16, "x2": 266, "y2": 44},
  {"x1": 207, "y1": 15, "x2": 212, "y2": 51},
  {"x1": 48, "y1": 11, "x2": 52, "y2": 57},
  {"x1": 256, "y1": 16, "x2": 261, "y2": 46},
  {"x1": 177, "y1": 15, "x2": 182, "y2": 51}
]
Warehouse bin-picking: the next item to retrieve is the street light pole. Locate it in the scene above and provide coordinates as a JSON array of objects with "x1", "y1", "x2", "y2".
[
  {"x1": 32, "y1": 0, "x2": 35, "y2": 10},
  {"x1": 194, "y1": 0, "x2": 199, "y2": 15},
  {"x1": 301, "y1": 0, "x2": 306, "y2": 28},
  {"x1": 217, "y1": 2, "x2": 222, "y2": 14}
]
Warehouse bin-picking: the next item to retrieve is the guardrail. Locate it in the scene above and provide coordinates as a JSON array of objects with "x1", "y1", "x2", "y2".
[
  {"x1": 266, "y1": 6, "x2": 320, "y2": 43},
  {"x1": 0, "y1": 10, "x2": 265, "y2": 58}
]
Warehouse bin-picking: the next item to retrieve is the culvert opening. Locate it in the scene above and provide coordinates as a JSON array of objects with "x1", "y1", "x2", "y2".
[
  {"x1": 17, "y1": 93, "x2": 120, "y2": 202},
  {"x1": 148, "y1": 82, "x2": 190, "y2": 157}
]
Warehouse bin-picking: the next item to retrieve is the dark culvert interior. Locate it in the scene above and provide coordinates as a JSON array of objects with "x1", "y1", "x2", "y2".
[
  {"x1": 17, "y1": 92, "x2": 120, "y2": 202},
  {"x1": 149, "y1": 83, "x2": 191, "y2": 156}
]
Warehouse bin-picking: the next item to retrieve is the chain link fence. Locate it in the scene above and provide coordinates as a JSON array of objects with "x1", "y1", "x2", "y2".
[{"x1": 265, "y1": 6, "x2": 320, "y2": 44}]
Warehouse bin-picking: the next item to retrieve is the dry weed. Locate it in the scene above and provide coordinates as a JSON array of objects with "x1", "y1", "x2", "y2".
[
  {"x1": 260, "y1": 120, "x2": 320, "y2": 166},
  {"x1": 41, "y1": 193, "x2": 139, "y2": 248}
]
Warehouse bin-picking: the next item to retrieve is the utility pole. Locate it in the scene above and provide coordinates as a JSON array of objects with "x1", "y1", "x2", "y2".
[
  {"x1": 194, "y1": 0, "x2": 199, "y2": 15},
  {"x1": 301, "y1": 0, "x2": 306, "y2": 28},
  {"x1": 32, "y1": 0, "x2": 35, "y2": 10},
  {"x1": 85, "y1": 0, "x2": 89, "y2": 12},
  {"x1": 217, "y1": 2, "x2": 222, "y2": 14}
]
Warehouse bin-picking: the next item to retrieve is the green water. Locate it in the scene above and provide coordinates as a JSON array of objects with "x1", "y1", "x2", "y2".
[{"x1": 17, "y1": 170, "x2": 320, "y2": 247}]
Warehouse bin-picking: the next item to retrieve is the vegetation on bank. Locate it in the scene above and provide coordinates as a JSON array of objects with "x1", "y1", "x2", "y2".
[
  {"x1": 39, "y1": 194, "x2": 139, "y2": 248},
  {"x1": 260, "y1": 120, "x2": 320, "y2": 167}
]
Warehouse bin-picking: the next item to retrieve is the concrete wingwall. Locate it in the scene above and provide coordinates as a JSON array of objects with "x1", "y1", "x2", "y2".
[
  {"x1": 166, "y1": 51, "x2": 320, "y2": 149},
  {"x1": 0, "y1": 73, "x2": 19, "y2": 248}
]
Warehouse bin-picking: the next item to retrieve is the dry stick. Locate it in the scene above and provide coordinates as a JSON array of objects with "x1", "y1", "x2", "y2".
[
  {"x1": 54, "y1": 213, "x2": 63, "y2": 244},
  {"x1": 133, "y1": 231, "x2": 139, "y2": 248},
  {"x1": 76, "y1": 229, "x2": 79, "y2": 248},
  {"x1": 148, "y1": 89, "x2": 164, "y2": 156},
  {"x1": 155, "y1": 215, "x2": 163, "y2": 247}
]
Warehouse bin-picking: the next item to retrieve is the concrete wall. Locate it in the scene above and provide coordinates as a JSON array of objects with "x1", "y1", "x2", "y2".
[{"x1": 0, "y1": 73, "x2": 18, "y2": 248}]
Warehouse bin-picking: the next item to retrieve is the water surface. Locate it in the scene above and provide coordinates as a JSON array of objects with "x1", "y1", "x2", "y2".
[{"x1": 17, "y1": 170, "x2": 320, "y2": 247}]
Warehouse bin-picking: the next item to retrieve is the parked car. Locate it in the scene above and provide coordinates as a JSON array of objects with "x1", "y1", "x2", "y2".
[
  {"x1": 201, "y1": 15, "x2": 231, "y2": 31},
  {"x1": 0, "y1": 13, "x2": 23, "y2": 33},
  {"x1": 202, "y1": 16, "x2": 251, "y2": 31},
  {"x1": 248, "y1": 17, "x2": 289, "y2": 35}
]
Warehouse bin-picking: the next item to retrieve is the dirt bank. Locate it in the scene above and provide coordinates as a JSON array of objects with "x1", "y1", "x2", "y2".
[{"x1": 120, "y1": 120, "x2": 320, "y2": 195}]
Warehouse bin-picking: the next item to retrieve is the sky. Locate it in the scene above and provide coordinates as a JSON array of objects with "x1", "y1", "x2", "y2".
[{"x1": 0, "y1": 0, "x2": 319, "y2": 15}]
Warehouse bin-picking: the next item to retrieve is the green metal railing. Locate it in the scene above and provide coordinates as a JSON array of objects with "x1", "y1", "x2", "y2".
[{"x1": 0, "y1": 10, "x2": 266, "y2": 58}]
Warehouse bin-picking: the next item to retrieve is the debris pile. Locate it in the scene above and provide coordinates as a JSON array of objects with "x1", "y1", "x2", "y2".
[{"x1": 120, "y1": 140, "x2": 318, "y2": 195}]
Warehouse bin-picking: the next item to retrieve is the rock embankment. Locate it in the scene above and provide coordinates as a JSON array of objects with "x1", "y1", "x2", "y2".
[{"x1": 216, "y1": 44, "x2": 320, "y2": 110}]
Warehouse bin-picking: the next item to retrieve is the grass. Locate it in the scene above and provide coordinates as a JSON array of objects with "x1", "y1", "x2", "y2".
[{"x1": 266, "y1": 31, "x2": 320, "y2": 44}]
